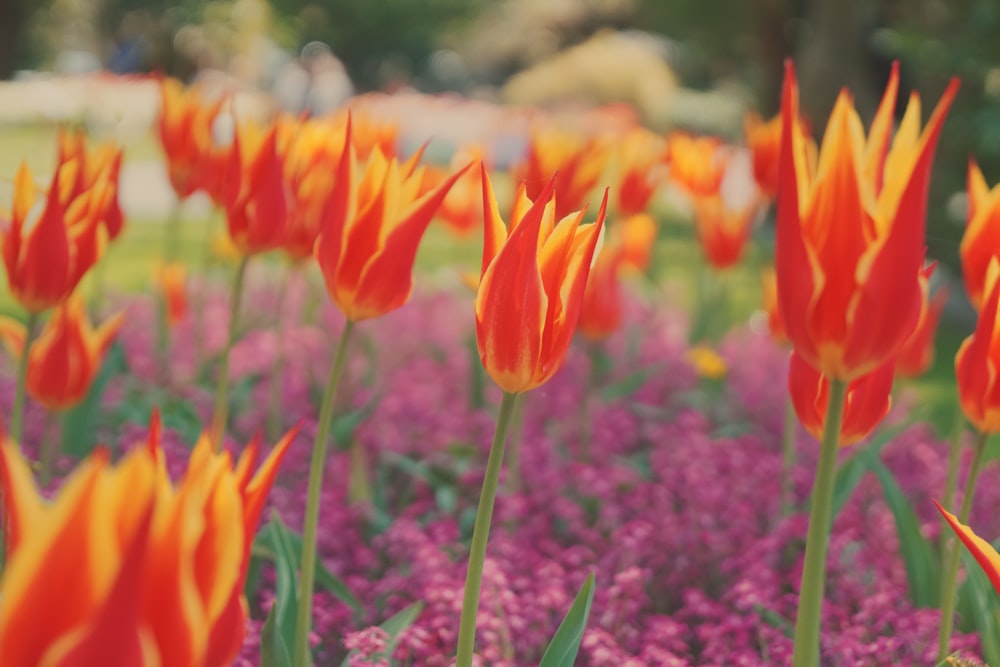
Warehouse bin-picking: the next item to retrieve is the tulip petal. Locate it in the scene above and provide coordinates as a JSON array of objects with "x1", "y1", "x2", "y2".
[{"x1": 935, "y1": 500, "x2": 1000, "y2": 597}]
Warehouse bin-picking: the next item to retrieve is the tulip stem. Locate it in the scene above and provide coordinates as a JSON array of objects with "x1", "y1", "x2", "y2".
[
  {"x1": 781, "y1": 394, "x2": 798, "y2": 515},
  {"x1": 267, "y1": 263, "x2": 295, "y2": 441},
  {"x1": 939, "y1": 400, "x2": 966, "y2": 554},
  {"x1": 10, "y1": 311, "x2": 40, "y2": 447},
  {"x1": 209, "y1": 254, "x2": 250, "y2": 450},
  {"x1": 937, "y1": 429, "x2": 989, "y2": 662},
  {"x1": 456, "y1": 390, "x2": 519, "y2": 667},
  {"x1": 505, "y1": 392, "x2": 527, "y2": 493},
  {"x1": 293, "y1": 319, "x2": 355, "y2": 667},
  {"x1": 791, "y1": 377, "x2": 846, "y2": 667}
]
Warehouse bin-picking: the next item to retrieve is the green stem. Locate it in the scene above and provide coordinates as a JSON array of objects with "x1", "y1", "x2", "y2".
[
  {"x1": 208, "y1": 254, "x2": 250, "y2": 450},
  {"x1": 266, "y1": 263, "x2": 294, "y2": 441},
  {"x1": 937, "y1": 429, "x2": 989, "y2": 662},
  {"x1": 10, "y1": 311, "x2": 41, "y2": 447},
  {"x1": 791, "y1": 377, "x2": 847, "y2": 667},
  {"x1": 455, "y1": 390, "x2": 519, "y2": 667},
  {"x1": 781, "y1": 394, "x2": 798, "y2": 516},
  {"x1": 505, "y1": 392, "x2": 527, "y2": 493},
  {"x1": 292, "y1": 320, "x2": 355, "y2": 667},
  {"x1": 939, "y1": 400, "x2": 966, "y2": 554}
]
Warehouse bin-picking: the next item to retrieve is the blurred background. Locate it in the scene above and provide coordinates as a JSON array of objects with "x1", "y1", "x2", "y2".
[{"x1": 0, "y1": 0, "x2": 994, "y2": 270}]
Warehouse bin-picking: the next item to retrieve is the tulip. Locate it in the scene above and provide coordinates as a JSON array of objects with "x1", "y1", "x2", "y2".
[
  {"x1": 897, "y1": 286, "x2": 947, "y2": 378},
  {"x1": 514, "y1": 127, "x2": 608, "y2": 219},
  {"x1": 155, "y1": 262, "x2": 188, "y2": 328},
  {"x1": 331, "y1": 108, "x2": 398, "y2": 161},
  {"x1": 935, "y1": 501, "x2": 1000, "y2": 598},
  {"x1": 579, "y1": 242, "x2": 626, "y2": 341},
  {"x1": 57, "y1": 130, "x2": 126, "y2": 242},
  {"x1": 780, "y1": 60, "x2": 958, "y2": 667},
  {"x1": 294, "y1": 120, "x2": 469, "y2": 667},
  {"x1": 458, "y1": 167, "x2": 607, "y2": 667},
  {"x1": 777, "y1": 61, "x2": 957, "y2": 383},
  {"x1": 223, "y1": 123, "x2": 289, "y2": 256},
  {"x1": 761, "y1": 267, "x2": 788, "y2": 344},
  {"x1": 315, "y1": 118, "x2": 470, "y2": 322},
  {"x1": 0, "y1": 297, "x2": 121, "y2": 412},
  {"x1": 664, "y1": 131, "x2": 729, "y2": 198},
  {"x1": 428, "y1": 145, "x2": 486, "y2": 236},
  {"x1": 687, "y1": 345, "x2": 728, "y2": 380},
  {"x1": 956, "y1": 260, "x2": 1000, "y2": 434},
  {"x1": 961, "y1": 160, "x2": 1000, "y2": 309},
  {"x1": 788, "y1": 352, "x2": 894, "y2": 447},
  {"x1": 2, "y1": 161, "x2": 105, "y2": 315},
  {"x1": 615, "y1": 128, "x2": 664, "y2": 216},
  {"x1": 0, "y1": 415, "x2": 295, "y2": 667},
  {"x1": 476, "y1": 167, "x2": 608, "y2": 393},
  {"x1": 158, "y1": 78, "x2": 227, "y2": 199},
  {"x1": 691, "y1": 193, "x2": 760, "y2": 271},
  {"x1": 745, "y1": 111, "x2": 814, "y2": 201},
  {"x1": 281, "y1": 116, "x2": 347, "y2": 261},
  {"x1": 617, "y1": 212, "x2": 658, "y2": 273}
]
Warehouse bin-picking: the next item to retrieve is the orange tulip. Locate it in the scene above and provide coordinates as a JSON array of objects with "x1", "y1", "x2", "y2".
[
  {"x1": 281, "y1": 117, "x2": 348, "y2": 261},
  {"x1": 155, "y1": 262, "x2": 188, "y2": 327},
  {"x1": 934, "y1": 500, "x2": 1000, "y2": 597},
  {"x1": 434, "y1": 145, "x2": 486, "y2": 236},
  {"x1": 897, "y1": 285, "x2": 947, "y2": 378},
  {"x1": 744, "y1": 112, "x2": 782, "y2": 199},
  {"x1": 579, "y1": 242, "x2": 626, "y2": 341},
  {"x1": 0, "y1": 297, "x2": 123, "y2": 411},
  {"x1": 691, "y1": 193, "x2": 759, "y2": 270},
  {"x1": 316, "y1": 118, "x2": 470, "y2": 322},
  {"x1": 789, "y1": 351, "x2": 894, "y2": 446},
  {"x1": 761, "y1": 267, "x2": 788, "y2": 344},
  {"x1": 616, "y1": 212, "x2": 658, "y2": 273},
  {"x1": 961, "y1": 160, "x2": 1000, "y2": 309},
  {"x1": 615, "y1": 128, "x2": 664, "y2": 216},
  {"x1": 776, "y1": 60, "x2": 958, "y2": 381},
  {"x1": 1, "y1": 161, "x2": 106, "y2": 313},
  {"x1": 476, "y1": 166, "x2": 607, "y2": 393},
  {"x1": 0, "y1": 414, "x2": 295, "y2": 667},
  {"x1": 331, "y1": 108, "x2": 398, "y2": 161},
  {"x1": 664, "y1": 132, "x2": 729, "y2": 198},
  {"x1": 956, "y1": 260, "x2": 1000, "y2": 433},
  {"x1": 515, "y1": 127, "x2": 608, "y2": 220},
  {"x1": 223, "y1": 123, "x2": 289, "y2": 255},
  {"x1": 158, "y1": 78, "x2": 227, "y2": 199},
  {"x1": 57, "y1": 130, "x2": 126, "y2": 241}
]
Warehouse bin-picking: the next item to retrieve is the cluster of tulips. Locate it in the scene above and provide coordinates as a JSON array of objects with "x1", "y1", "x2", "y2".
[{"x1": 3, "y1": 57, "x2": 1000, "y2": 667}]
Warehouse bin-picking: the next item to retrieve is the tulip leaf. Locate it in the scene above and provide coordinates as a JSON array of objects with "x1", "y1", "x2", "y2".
[
  {"x1": 600, "y1": 367, "x2": 658, "y2": 403},
  {"x1": 267, "y1": 513, "x2": 301, "y2": 666},
  {"x1": 260, "y1": 598, "x2": 292, "y2": 667},
  {"x1": 539, "y1": 572, "x2": 596, "y2": 667},
  {"x1": 830, "y1": 419, "x2": 914, "y2": 519},
  {"x1": 253, "y1": 520, "x2": 364, "y2": 619},
  {"x1": 60, "y1": 340, "x2": 128, "y2": 458},
  {"x1": 958, "y1": 546, "x2": 1000, "y2": 666},
  {"x1": 339, "y1": 601, "x2": 425, "y2": 667},
  {"x1": 861, "y1": 449, "x2": 938, "y2": 607}
]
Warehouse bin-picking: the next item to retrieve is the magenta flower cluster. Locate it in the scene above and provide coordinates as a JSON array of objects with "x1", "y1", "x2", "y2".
[{"x1": 8, "y1": 266, "x2": 989, "y2": 666}]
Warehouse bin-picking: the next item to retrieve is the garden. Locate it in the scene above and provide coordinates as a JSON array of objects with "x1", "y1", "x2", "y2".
[{"x1": 2, "y1": 47, "x2": 1000, "y2": 667}]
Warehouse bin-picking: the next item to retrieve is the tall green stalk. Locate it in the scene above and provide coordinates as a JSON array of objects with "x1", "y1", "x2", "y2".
[
  {"x1": 208, "y1": 255, "x2": 250, "y2": 449},
  {"x1": 292, "y1": 320, "x2": 355, "y2": 667},
  {"x1": 455, "y1": 390, "x2": 519, "y2": 667},
  {"x1": 267, "y1": 263, "x2": 294, "y2": 441},
  {"x1": 937, "y1": 429, "x2": 990, "y2": 662},
  {"x1": 10, "y1": 311, "x2": 41, "y2": 447},
  {"x1": 781, "y1": 394, "x2": 798, "y2": 516},
  {"x1": 939, "y1": 401, "x2": 966, "y2": 554},
  {"x1": 791, "y1": 378, "x2": 847, "y2": 667}
]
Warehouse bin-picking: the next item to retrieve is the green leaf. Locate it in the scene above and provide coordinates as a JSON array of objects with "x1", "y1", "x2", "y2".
[
  {"x1": 539, "y1": 572, "x2": 596, "y2": 667},
  {"x1": 267, "y1": 513, "x2": 301, "y2": 664},
  {"x1": 861, "y1": 449, "x2": 938, "y2": 607},
  {"x1": 959, "y1": 547, "x2": 1000, "y2": 666},
  {"x1": 339, "y1": 601, "x2": 425, "y2": 667},
  {"x1": 830, "y1": 419, "x2": 914, "y2": 519},
  {"x1": 60, "y1": 340, "x2": 128, "y2": 458},
  {"x1": 260, "y1": 596, "x2": 292, "y2": 667},
  {"x1": 254, "y1": 521, "x2": 364, "y2": 618},
  {"x1": 600, "y1": 367, "x2": 658, "y2": 403}
]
